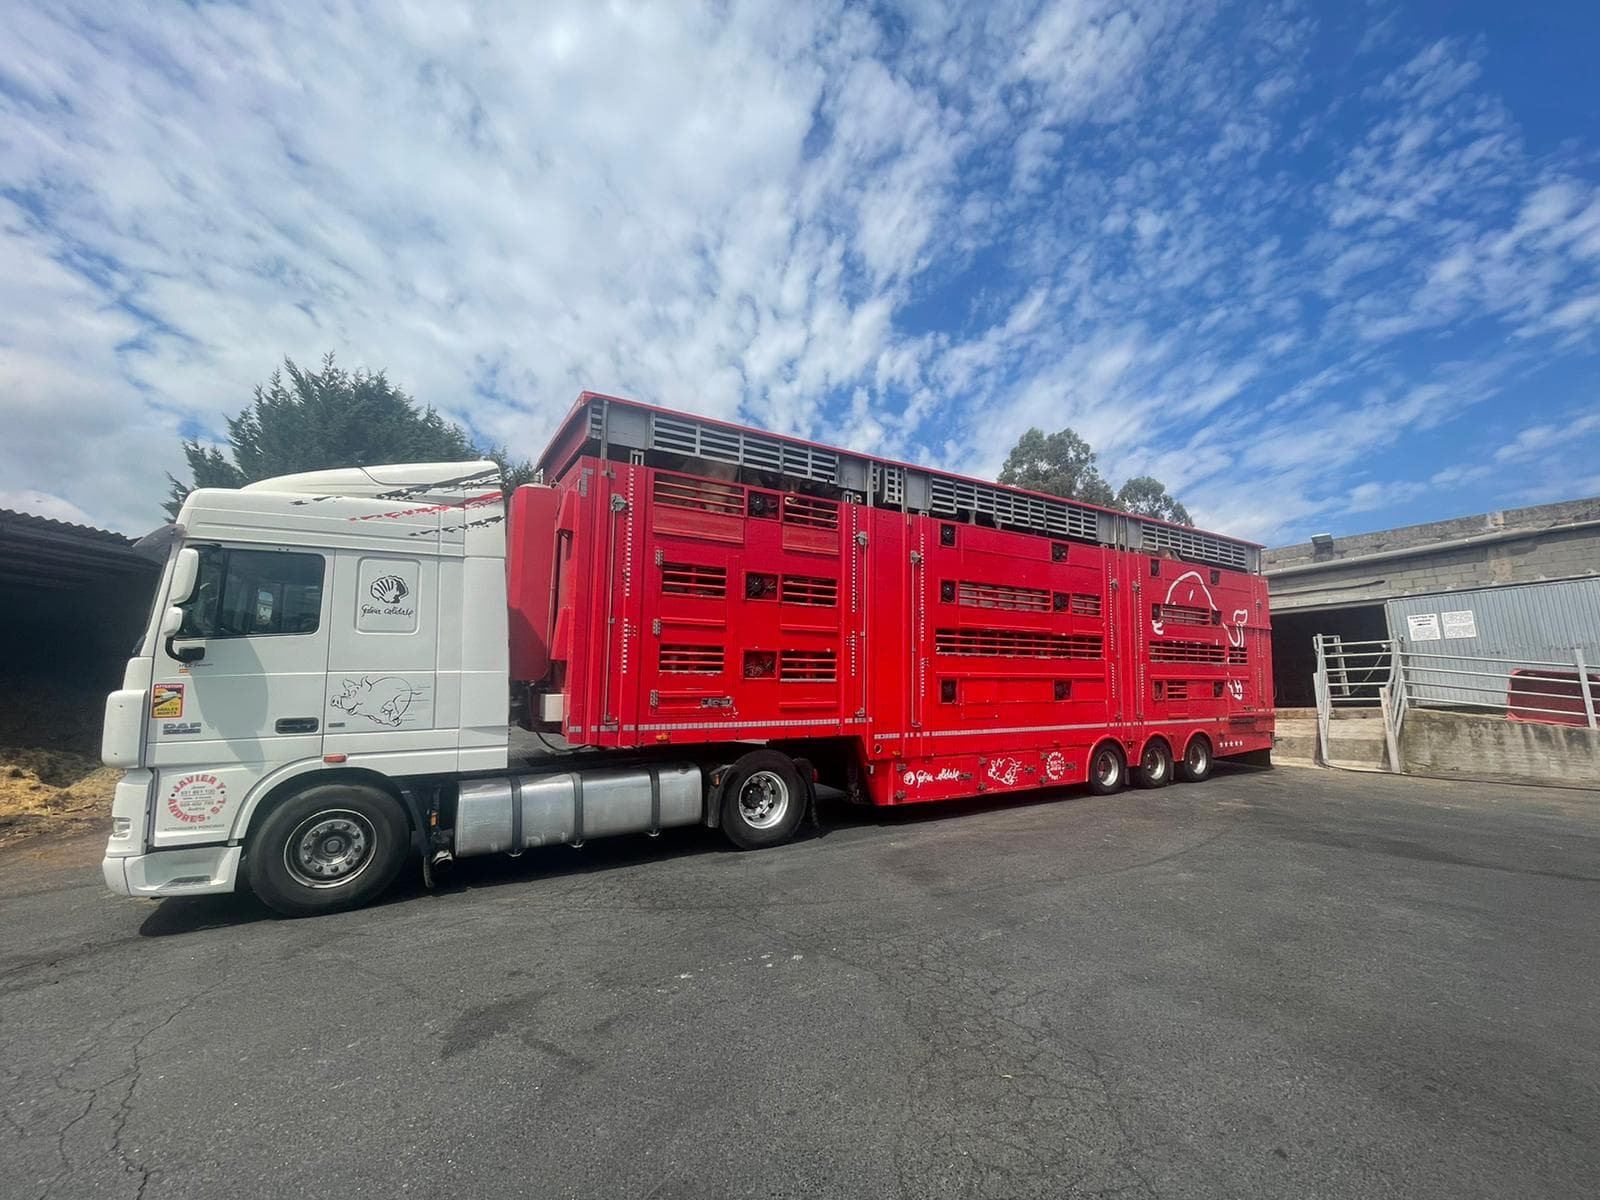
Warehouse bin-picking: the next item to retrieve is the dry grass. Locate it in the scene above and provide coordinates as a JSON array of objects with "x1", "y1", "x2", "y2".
[
  {"x1": 0, "y1": 677, "x2": 120, "y2": 849},
  {"x1": 0, "y1": 746, "x2": 120, "y2": 848}
]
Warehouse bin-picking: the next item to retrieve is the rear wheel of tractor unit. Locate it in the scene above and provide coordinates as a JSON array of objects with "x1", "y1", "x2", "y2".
[
  {"x1": 247, "y1": 783, "x2": 410, "y2": 916},
  {"x1": 1086, "y1": 742, "x2": 1126, "y2": 796},
  {"x1": 719, "y1": 750, "x2": 807, "y2": 850},
  {"x1": 1133, "y1": 738, "x2": 1173, "y2": 789},
  {"x1": 1178, "y1": 736, "x2": 1214, "y2": 783}
]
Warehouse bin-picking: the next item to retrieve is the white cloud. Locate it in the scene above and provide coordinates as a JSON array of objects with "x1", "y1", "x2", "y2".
[{"x1": 0, "y1": 2, "x2": 1598, "y2": 547}]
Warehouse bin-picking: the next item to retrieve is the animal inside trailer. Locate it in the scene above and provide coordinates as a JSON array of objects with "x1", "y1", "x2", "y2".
[{"x1": 513, "y1": 394, "x2": 1273, "y2": 816}]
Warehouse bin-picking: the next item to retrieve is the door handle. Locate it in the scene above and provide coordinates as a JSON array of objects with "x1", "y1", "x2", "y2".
[{"x1": 275, "y1": 717, "x2": 319, "y2": 734}]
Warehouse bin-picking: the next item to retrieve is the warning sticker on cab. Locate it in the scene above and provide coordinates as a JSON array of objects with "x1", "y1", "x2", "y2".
[
  {"x1": 166, "y1": 774, "x2": 227, "y2": 825},
  {"x1": 151, "y1": 683, "x2": 185, "y2": 719}
]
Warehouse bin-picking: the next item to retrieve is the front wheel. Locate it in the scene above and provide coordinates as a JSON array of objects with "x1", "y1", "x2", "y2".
[
  {"x1": 1086, "y1": 742, "x2": 1126, "y2": 796},
  {"x1": 719, "y1": 750, "x2": 806, "y2": 850},
  {"x1": 1178, "y1": 736, "x2": 1214, "y2": 783},
  {"x1": 246, "y1": 783, "x2": 411, "y2": 916}
]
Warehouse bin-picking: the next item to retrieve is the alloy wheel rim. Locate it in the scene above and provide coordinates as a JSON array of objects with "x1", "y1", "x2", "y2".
[{"x1": 284, "y1": 809, "x2": 377, "y2": 889}]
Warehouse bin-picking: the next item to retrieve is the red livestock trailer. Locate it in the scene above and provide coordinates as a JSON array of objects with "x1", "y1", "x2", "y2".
[{"x1": 510, "y1": 393, "x2": 1273, "y2": 815}]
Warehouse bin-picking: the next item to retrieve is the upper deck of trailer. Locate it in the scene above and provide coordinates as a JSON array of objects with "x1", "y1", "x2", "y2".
[{"x1": 537, "y1": 392, "x2": 1262, "y2": 573}]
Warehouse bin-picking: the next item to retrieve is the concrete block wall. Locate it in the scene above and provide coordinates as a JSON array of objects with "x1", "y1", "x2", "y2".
[{"x1": 1400, "y1": 709, "x2": 1600, "y2": 788}]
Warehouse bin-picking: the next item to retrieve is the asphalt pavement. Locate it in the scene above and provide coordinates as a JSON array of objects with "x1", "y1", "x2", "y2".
[{"x1": 2, "y1": 763, "x2": 1598, "y2": 1200}]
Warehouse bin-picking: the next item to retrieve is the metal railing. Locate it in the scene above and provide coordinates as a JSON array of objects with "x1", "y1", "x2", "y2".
[{"x1": 1312, "y1": 634, "x2": 1599, "y2": 773}]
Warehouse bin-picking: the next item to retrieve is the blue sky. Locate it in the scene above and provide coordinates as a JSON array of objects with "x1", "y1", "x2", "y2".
[{"x1": 2, "y1": 1, "x2": 1598, "y2": 542}]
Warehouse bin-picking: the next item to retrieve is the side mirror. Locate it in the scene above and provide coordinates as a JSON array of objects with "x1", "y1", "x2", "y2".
[
  {"x1": 169, "y1": 548, "x2": 201, "y2": 605},
  {"x1": 161, "y1": 603, "x2": 205, "y2": 664}
]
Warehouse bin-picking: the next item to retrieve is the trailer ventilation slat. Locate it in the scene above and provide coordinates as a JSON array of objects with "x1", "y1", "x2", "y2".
[
  {"x1": 1150, "y1": 640, "x2": 1227, "y2": 664},
  {"x1": 781, "y1": 495, "x2": 840, "y2": 530},
  {"x1": 653, "y1": 473, "x2": 743, "y2": 516},
  {"x1": 956, "y1": 581, "x2": 1051, "y2": 612},
  {"x1": 936, "y1": 628, "x2": 1103, "y2": 660},
  {"x1": 1154, "y1": 680, "x2": 1189, "y2": 701},
  {"x1": 649, "y1": 412, "x2": 840, "y2": 485},
  {"x1": 1069, "y1": 593, "x2": 1103, "y2": 617},
  {"x1": 1227, "y1": 646, "x2": 1247, "y2": 665},
  {"x1": 659, "y1": 644, "x2": 725, "y2": 674},
  {"x1": 780, "y1": 575, "x2": 838, "y2": 606},
  {"x1": 780, "y1": 649, "x2": 837, "y2": 681},
  {"x1": 928, "y1": 476, "x2": 1100, "y2": 542},
  {"x1": 1155, "y1": 603, "x2": 1212, "y2": 627},
  {"x1": 661, "y1": 562, "x2": 728, "y2": 598},
  {"x1": 1141, "y1": 524, "x2": 1249, "y2": 571}
]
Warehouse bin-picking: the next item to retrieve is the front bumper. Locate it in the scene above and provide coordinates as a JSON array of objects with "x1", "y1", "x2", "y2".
[{"x1": 101, "y1": 844, "x2": 243, "y2": 898}]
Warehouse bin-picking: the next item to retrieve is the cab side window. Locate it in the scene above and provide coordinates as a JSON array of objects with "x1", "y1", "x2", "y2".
[{"x1": 179, "y1": 549, "x2": 325, "y2": 638}]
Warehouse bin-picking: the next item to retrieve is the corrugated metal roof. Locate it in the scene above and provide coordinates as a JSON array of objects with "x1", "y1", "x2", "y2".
[{"x1": 0, "y1": 508, "x2": 158, "y2": 591}]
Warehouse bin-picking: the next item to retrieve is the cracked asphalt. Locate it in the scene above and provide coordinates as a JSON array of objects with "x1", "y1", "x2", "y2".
[{"x1": 3, "y1": 763, "x2": 1598, "y2": 1199}]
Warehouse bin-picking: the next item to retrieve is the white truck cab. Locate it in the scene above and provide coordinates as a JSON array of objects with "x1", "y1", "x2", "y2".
[{"x1": 101, "y1": 461, "x2": 511, "y2": 911}]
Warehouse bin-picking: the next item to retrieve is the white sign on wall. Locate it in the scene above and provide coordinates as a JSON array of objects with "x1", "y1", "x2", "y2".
[
  {"x1": 1441, "y1": 609, "x2": 1478, "y2": 639},
  {"x1": 1406, "y1": 613, "x2": 1442, "y2": 642}
]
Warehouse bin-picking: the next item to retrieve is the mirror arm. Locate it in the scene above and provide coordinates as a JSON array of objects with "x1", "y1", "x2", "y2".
[{"x1": 165, "y1": 635, "x2": 205, "y2": 664}]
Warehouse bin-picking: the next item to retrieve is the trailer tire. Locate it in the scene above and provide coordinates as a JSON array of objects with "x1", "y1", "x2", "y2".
[
  {"x1": 1178, "y1": 735, "x2": 1214, "y2": 783},
  {"x1": 246, "y1": 783, "x2": 410, "y2": 917},
  {"x1": 719, "y1": 750, "x2": 806, "y2": 850},
  {"x1": 1086, "y1": 742, "x2": 1126, "y2": 796},
  {"x1": 1133, "y1": 738, "x2": 1173, "y2": 789}
]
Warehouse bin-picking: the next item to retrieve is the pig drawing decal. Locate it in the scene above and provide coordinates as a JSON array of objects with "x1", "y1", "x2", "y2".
[{"x1": 331, "y1": 676, "x2": 424, "y2": 727}]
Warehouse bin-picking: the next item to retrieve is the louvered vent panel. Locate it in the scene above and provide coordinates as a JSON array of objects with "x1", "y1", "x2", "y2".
[
  {"x1": 1070, "y1": 593, "x2": 1103, "y2": 616},
  {"x1": 780, "y1": 575, "x2": 838, "y2": 606},
  {"x1": 928, "y1": 477, "x2": 1100, "y2": 541},
  {"x1": 957, "y1": 581, "x2": 1051, "y2": 612},
  {"x1": 661, "y1": 563, "x2": 727, "y2": 597},
  {"x1": 1142, "y1": 524, "x2": 1250, "y2": 570},
  {"x1": 780, "y1": 649, "x2": 837, "y2": 681},
  {"x1": 935, "y1": 628, "x2": 1103, "y2": 660},
  {"x1": 659, "y1": 644, "x2": 725, "y2": 674},
  {"x1": 1150, "y1": 640, "x2": 1227, "y2": 664},
  {"x1": 653, "y1": 473, "x2": 743, "y2": 515}
]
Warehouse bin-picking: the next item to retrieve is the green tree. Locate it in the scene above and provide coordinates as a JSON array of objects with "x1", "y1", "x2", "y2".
[
  {"x1": 997, "y1": 427, "x2": 1191, "y2": 524},
  {"x1": 997, "y1": 427, "x2": 1115, "y2": 506},
  {"x1": 165, "y1": 354, "x2": 533, "y2": 518},
  {"x1": 1114, "y1": 475, "x2": 1191, "y2": 525}
]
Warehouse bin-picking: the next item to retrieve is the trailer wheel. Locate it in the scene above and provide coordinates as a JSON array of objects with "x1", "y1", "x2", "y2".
[
  {"x1": 1086, "y1": 742, "x2": 1126, "y2": 796},
  {"x1": 1134, "y1": 739, "x2": 1173, "y2": 789},
  {"x1": 719, "y1": 750, "x2": 806, "y2": 850},
  {"x1": 1178, "y1": 736, "x2": 1214, "y2": 783},
  {"x1": 246, "y1": 783, "x2": 410, "y2": 917}
]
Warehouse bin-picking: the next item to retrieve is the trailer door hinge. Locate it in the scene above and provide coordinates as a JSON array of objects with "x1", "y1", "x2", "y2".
[
  {"x1": 655, "y1": 548, "x2": 664, "y2": 566},
  {"x1": 651, "y1": 618, "x2": 661, "y2": 635},
  {"x1": 610, "y1": 494, "x2": 628, "y2": 512},
  {"x1": 909, "y1": 550, "x2": 923, "y2": 566},
  {"x1": 649, "y1": 689, "x2": 659, "y2": 708},
  {"x1": 856, "y1": 532, "x2": 868, "y2": 548}
]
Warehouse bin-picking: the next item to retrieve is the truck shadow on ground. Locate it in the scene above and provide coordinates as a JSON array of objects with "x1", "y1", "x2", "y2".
[{"x1": 137, "y1": 764, "x2": 1271, "y2": 936}]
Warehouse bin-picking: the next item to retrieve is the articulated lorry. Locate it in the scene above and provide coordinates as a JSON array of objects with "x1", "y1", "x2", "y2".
[{"x1": 102, "y1": 393, "x2": 1273, "y2": 914}]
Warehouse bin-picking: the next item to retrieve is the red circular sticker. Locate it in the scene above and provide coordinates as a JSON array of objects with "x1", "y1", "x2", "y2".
[{"x1": 167, "y1": 774, "x2": 227, "y2": 824}]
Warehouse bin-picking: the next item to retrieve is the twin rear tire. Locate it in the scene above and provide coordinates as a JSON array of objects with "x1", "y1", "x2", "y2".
[{"x1": 246, "y1": 783, "x2": 410, "y2": 917}]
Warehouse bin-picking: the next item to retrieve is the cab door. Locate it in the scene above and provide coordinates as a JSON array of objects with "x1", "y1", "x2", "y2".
[{"x1": 147, "y1": 544, "x2": 330, "y2": 845}]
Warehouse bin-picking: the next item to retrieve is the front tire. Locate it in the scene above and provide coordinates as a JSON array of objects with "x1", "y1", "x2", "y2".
[
  {"x1": 247, "y1": 783, "x2": 410, "y2": 916},
  {"x1": 719, "y1": 750, "x2": 806, "y2": 850},
  {"x1": 1134, "y1": 739, "x2": 1172, "y2": 789},
  {"x1": 1086, "y1": 742, "x2": 1126, "y2": 796},
  {"x1": 1178, "y1": 736, "x2": 1214, "y2": 783}
]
